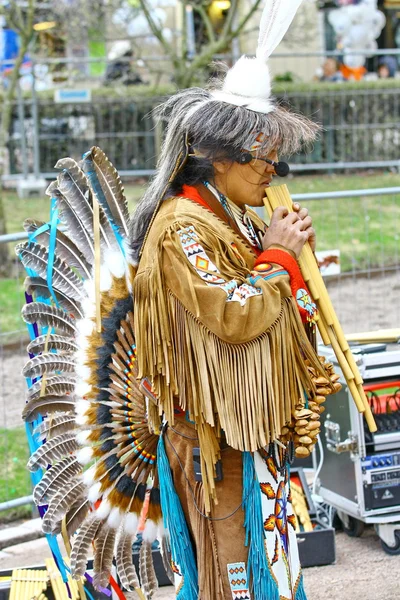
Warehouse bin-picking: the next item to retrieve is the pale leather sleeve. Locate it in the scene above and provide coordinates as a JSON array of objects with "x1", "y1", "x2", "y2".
[{"x1": 161, "y1": 224, "x2": 294, "y2": 344}]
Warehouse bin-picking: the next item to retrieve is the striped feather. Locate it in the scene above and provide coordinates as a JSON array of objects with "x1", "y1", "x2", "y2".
[
  {"x1": 34, "y1": 414, "x2": 76, "y2": 440},
  {"x1": 17, "y1": 242, "x2": 85, "y2": 301},
  {"x1": 56, "y1": 161, "x2": 117, "y2": 252},
  {"x1": 27, "y1": 334, "x2": 78, "y2": 355},
  {"x1": 24, "y1": 277, "x2": 84, "y2": 319},
  {"x1": 27, "y1": 376, "x2": 75, "y2": 401},
  {"x1": 47, "y1": 181, "x2": 94, "y2": 261},
  {"x1": 27, "y1": 432, "x2": 78, "y2": 471},
  {"x1": 160, "y1": 537, "x2": 174, "y2": 584},
  {"x1": 22, "y1": 302, "x2": 77, "y2": 337},
  {"x1": 33, "y1": 455, "x2": 81, "y2": 504},
  {"x1": 139, "y1": 540, "x2": 158, "y2": 599},
  {"x1": 22, "y1": 353, "x2": 76, "y2": 379},
  {"x1": 93, "y1": 524, "x2": 117, "y2": 590},
  {"x1": 23, "y1": 218, "x2": 91, "y2": 279},
  {"x1": 70, "y1": 514, "x2": 102, "y2": 578},
  {"x1": 83, "y1": 146, "x2": 129, "y2": 237},
  {"x1": 64, "y1": 498, "x2": 90, "y2": 537},
  {"x1": 23, "y1": 395, "x2": 75, "y2": 423},
  {"x1": 116, "y1": 532, "x2": 140, "y2": 592},
  {"x1": 42, "y1": 480, "x2": 86, "y2": 534}
]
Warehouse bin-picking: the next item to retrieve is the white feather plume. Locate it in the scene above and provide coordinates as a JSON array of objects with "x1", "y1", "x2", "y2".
[
  {"x1": 257, "y1": 0, "x2": 304, "y2": 61},
  {"x1": 212, "y1": 0, "x2": 304, "y2": 113}
]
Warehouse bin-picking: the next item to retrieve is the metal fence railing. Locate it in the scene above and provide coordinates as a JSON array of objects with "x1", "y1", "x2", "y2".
[
  {"x1": 2, "y1": 49, "x2": 400, "y2": 180},
  {"x1": 1, "y1": 184, "x2": 400, "y2": 510}
]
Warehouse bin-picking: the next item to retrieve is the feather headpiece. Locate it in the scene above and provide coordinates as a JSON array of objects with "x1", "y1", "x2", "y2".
[{"x1": 212, "y1": 0, "x2": 304, "y2": 114}]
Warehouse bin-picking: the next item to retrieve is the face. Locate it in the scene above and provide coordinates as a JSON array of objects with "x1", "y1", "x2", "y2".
[
  {"x1": 323, "y1": 59, "x2": 337, "y2": 77},
  {"x1": 213, "y1": 148, "x2": 279, "y2": 208},
  {"x1": 378, "y1": 65, "x2": 389, "y2": 79}
]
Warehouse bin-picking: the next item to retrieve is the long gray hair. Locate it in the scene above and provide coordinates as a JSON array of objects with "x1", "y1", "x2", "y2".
[{"x1": 129, "y1": 86, "x2": 319, "y2": 263}]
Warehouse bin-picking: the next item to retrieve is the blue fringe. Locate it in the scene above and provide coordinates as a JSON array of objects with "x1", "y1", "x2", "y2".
[
  {"x1": 157, "y1": 435, "x2": 198, "y2": 600},
  {"x1": 296, "y1": 574, "x2": 308, "y2": 600},
  {"x1": 242, "y1": 452, "x2": 279, "y2": 600}
]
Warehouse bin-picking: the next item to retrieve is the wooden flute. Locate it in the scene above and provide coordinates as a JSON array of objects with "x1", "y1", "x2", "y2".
[{"x1": 264, "y1": 184, "x2": 377, "y2": 433}]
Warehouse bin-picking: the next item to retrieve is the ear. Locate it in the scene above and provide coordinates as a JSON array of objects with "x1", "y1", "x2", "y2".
[{"x1": 212, "y1": 159, "x2": 231, "y2": 175}]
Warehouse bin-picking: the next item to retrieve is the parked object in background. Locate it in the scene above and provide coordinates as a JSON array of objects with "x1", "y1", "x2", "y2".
[{"x1": 316, "y1": 343, "x2": 400, "y2": 556}]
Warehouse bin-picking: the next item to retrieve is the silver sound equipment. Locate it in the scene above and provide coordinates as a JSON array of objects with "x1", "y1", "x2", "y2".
[{"x1": 315, "y1": 344, "x2": 400, "y2": 554}]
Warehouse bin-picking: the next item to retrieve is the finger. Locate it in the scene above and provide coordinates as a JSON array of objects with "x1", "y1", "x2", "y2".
[
  {"x1": 294, "y1": 216, "x2": 312, "y2": 231},
  {"x1": 293, "y1": 203, "x2": 301, "y2": 212},
  {"x1": 297, "y1": 207, "x2": 309, "y2": 220},
  {"x1": 271, "y1": 206, "x2": 289, "y2": 220},
  {"x1": 284, "y1": 212, "x2": 301, "y2": 224}
]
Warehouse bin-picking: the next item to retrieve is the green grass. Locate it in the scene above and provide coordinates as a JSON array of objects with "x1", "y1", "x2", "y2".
[
  {"x1": 0, "y1": 427, "x2": 32, "y2": 522},
  {"x1": 0, "y1": 278, "x2": 25, "y2": 334},
  {"x1": 281, "y1": 172, "x2": 400, "y2": 272}
]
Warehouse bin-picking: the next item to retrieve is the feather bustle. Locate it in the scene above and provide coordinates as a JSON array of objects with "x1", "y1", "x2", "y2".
[
  {"x1": 160, "y1": 537, "x2": 174, "y2": 584},
  {"x1": 139, "y1": 540, "x2": 158, "y2": 599},
  {"x1": 93, "y1": 524, "x2": 117, "y2": 590},
  {"x1": 27, "y1": 377, "x2": 76, "y2": 400},
  {"x1": 23, "y1": 218, "x2": 91, "y2": 279},
  {"x1": 64, "y1": 498, "x2": 90, "y2": 537},
  {"x1": 42, "y1": 480, "x2": 86, "y2": 534},
  {"x1": 17, "y1": 241, "x2": 85, "y2": 301},
  {"x1": 34, "y1": 414, "x2": 76, "y2": 440},
  {"x1": 33, "y1": 455, "x2": 81, "y2": 504},
  {"x1": 116, "y1": 531, "x2": 140, "y2": 592},
  {"x1": 23, "y1": 395, "x2": 75, "y2": 423},
  {"x1": 22, "y1": 302, "x2": 76, "y2": 336},
  {"x1": 85, "y1": 146, "x2": 130, "y2": 236},
  {"x1": 47, "y1": 180, "x2": 94, "y2": 260},
  {"x1": 27, "y1": 432, "x2": 78, "y2": 471},
  {"x1": 70, "y1": 514, "x2": 102, "y2": 578},
  {"x1": 22, "y1": 353, "x2": 76, "y2": 379},
  {"x1": 27, "y1": 334, "x2": 78, "y2": 355},
  {"x1": 24, "y1": 276, "x2": 83, "y2": 319}
]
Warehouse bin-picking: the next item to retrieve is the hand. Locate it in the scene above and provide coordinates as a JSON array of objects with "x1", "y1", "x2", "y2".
[
  {"x1": 293, "y1": 202, "x2": 316, "y2": 252},
  {"x1": 262, "y1": 204, "x2": 316, "y2": 257}
]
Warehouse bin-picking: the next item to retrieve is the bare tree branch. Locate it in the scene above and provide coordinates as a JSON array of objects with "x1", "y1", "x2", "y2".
[
  {"x1": 221, "y1": 0, "x2": 239, "y2": 39},
  {"x1": 138, "y1": 0, "x2": 175, "y2": 61},
  {"x1": 230, "y1": 0, "x2": 263, "y2": 40},
  {"x1": 181, "y1": 0, "x2": 188, "y2": 60},
  {"x1": 194, "y1": 3, "x2": 215, "y2": 45}
]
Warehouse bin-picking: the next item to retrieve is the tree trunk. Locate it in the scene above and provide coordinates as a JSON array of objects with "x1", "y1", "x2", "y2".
[{"x1": 0, "y1": 33, "x2": 33, "y2": 274}]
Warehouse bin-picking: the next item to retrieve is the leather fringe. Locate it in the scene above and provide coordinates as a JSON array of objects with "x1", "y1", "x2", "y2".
[{"x1": 134, "y1": 228, "x2": 327, "y2": 509}]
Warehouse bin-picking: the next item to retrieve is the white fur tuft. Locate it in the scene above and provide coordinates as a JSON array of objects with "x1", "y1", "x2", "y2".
[
  {"x1": 81, "y1": 297, "x2": 96, "y2": 319},
  {"x1": 77, "y1": 318, "x2": 95, "y2": 338},
  {"x1": 211, "y1": 56, "x2": 274, "y2": 114},
  {"x1": 82, "y1": 465, "x2": 96, "y2": 486},
  {"x1": 76, "y1": 446, "x2": 93, "y2": 465},
  {"x1": 223, "y1": 56, "x2": 271, "y2": 98},
  {"x1": 76, "y1": 430, "x2": 91, "y2": 446},
  {"x1": 142, "y1": 519, "x2": 158, "y2": 543},
  {"x1": 99, "y1": 267, "x2": 112, "y2": 292},
  {"x1": 104, "y1": 250, "x2": 127, "y2": 279},
  {"x1": 96, "y1": 498, "x2": 111, "y2": 519},
  {"x1": 123, "y1": 513, "x2": 139, "y2": 535},
  {"x1": 75, "y1": 383, "x2": 91, "y2": 398},
  {"x1": 107, "y1": 506, "x2": 123, "y2": 529},
  {"x1": 88, "y1": 481, "x2": 102, "y2": 503},
  {"x1": 75, "y1": 363, "x2": 91, "y2": 381},
  {"x1": 75, "y1": 400, "x2": 90, "y2": 416}
]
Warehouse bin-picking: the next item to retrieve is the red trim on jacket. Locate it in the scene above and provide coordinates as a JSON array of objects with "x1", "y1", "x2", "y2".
[{"x1": 255, "y1": 249, "x2": 317, "y2": 323}]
